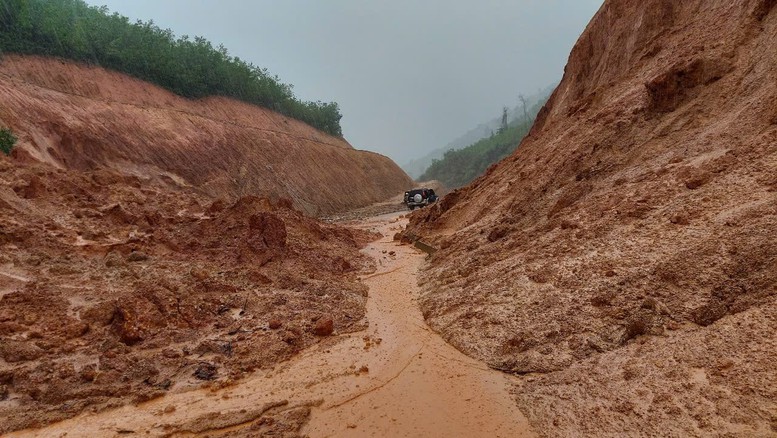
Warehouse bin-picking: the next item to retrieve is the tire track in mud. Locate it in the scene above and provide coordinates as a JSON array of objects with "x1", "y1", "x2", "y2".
[{"x1": 8, "y1": 212, "x2": 534, "y2": 438}]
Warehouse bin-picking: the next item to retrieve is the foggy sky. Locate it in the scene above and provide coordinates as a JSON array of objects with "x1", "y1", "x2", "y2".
[{"x1": 83, "y1": 0, "x2": 603, "y2": 163}]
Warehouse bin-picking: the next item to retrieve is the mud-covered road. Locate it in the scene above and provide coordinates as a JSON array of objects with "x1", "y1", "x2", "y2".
[{"x1": 9, "y1": 213, "x2": 534, "y2": 438}]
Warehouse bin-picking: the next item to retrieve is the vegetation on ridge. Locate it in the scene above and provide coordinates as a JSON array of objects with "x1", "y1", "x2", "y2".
[
  {"x1": 420, "y1": 98, "x2": 546, "y2": 188},
  {"x1": 0, "y1": 0, "x2": 343, "y2": 136}
]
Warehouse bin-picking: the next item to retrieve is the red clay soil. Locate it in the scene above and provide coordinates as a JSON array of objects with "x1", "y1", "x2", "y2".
[
  {"x1": 0, "y1": 155, "x2": 376, "y2": 433},
  {"x1": 404, "y1": 0, "x2": 777, "y2": 436},
  {"x1": 0, "y1": 55, "x2": 413, "y2": 216}
]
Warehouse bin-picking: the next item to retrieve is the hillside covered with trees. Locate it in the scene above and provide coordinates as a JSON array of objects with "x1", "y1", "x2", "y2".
[
  {"x1": 403, "y1": 86, "x2": 554, "y2": 180},
  {"x1": 0, "y1": 0, "x2": 343, "y2": 136},
  {"x1": 420, "y1": 97, "x2": 546, "y2": 188}
]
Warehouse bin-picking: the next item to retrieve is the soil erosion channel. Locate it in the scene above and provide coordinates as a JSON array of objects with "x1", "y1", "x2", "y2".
[{"x1": 10, "y1": 213, "x2": 534, "y2": 437}]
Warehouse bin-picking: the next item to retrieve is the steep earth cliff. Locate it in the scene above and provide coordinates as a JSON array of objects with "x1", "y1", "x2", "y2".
[
  {"x1": 0, "y1": 55, "x2": 412, "y2": 216},
  {"x1": 405, "y1": 0, "x2": 777, "y2": 435}
]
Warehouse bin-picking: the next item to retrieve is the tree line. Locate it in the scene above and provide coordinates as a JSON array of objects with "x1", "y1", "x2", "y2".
[{"x1": 0, "y1": 0, "x2": 343, "y2": 136}]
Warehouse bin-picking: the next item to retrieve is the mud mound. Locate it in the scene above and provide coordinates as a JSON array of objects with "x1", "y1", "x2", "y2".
[
  {"x1": 404, "y1": 0, "x2": 777, "y2": 435},
  {"x1": 0, "y1": 156, "x2": 375, "y2": 433},
  {"x1": 0, "y1": 55, "x2": 412, "y2": 216}
]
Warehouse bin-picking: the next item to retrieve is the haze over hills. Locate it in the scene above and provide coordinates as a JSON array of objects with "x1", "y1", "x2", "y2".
[
  {"x1": 405, "y1": 0, "x2": 777, "y2": 435},
  {"x1": 402, "y1": 85, "x2": 555, "y2": 180},
  {"x1": 419, "y1": 96, "x2": 547, "y2": 188}
]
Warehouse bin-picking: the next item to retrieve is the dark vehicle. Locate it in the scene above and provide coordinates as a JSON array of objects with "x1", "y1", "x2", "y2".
[{"x1": 404, "y1": 188, "x2": 438, "y2": 210}]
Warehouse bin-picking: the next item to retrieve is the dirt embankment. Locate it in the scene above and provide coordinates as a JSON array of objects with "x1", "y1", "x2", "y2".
[
  {"x1": 0, "y1": 55, "x2": 413, "y2": 216},
  {"x1": 404, "y1": 0, "x2": 777, "y2": 435},
  {"x1": 0, "y1": 156, "x2": 377, "y2": 433}
]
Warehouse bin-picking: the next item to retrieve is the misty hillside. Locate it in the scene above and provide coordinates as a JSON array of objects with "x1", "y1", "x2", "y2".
[
  {"x1": 401, "y1": 85, "x2": 554, "y2": 180},
  {"x1": 444, "y1": 85, "x2": 555, "y2": 151},
  {"x1": 401, "y1": 146, "x2": 448, "y2": 181},
  {"x1": 419, "y1": 96, "x2": 547, "y2": 188}
]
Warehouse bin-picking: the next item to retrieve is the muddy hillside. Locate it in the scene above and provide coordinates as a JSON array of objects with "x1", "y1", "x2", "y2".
[
  {"x1": 0, "y1": 155, "x2": 377, "y2": 433},
  {"x1": 0, "y1": 55, "x2": 413, "y2": 216},
  {"x1": 405, "y1": 0, "x2": 777, "y2": 435}
]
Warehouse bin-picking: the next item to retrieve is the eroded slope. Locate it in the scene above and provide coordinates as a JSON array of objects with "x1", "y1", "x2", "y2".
[
  {"x1": 405, "y1": 0, "x2": 777, "y2": 435},
  {"x1": 0, "y1": 55, "x2": 412, "y2": 216}
]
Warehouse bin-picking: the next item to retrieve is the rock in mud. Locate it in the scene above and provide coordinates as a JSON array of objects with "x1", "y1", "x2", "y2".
[
  {"x1": 104, "y1": 252, "x2": 126, "y2": 268},
  {"x1": 684, "y1": 171, "x2": 712, "y2": 190},
  {"x1": 669, "y1": 213, "x2": 690, "y2": 225},
  {"x1": 313, "y1": 318, "x2": 334, "y2": 336},
  {"x1": 248, "y1": 213, "x2": 287, "y2": 248},
  {"x1": 80, "y1": 301, "x2": 116, "y2": 327},
  {"x1": 100, "y1": 203, "x2": 138, "y2": 225},
  {"x1": 193, "y1": 362, "x2": 218, "y2": 381},
  {"x1": 112, "y1": 306, "x2": 145, "y2": 345},
  {"x1": 79, "y1": 364, "x2": 97, "y2": 382},
  {"x1": 691, "y1": 301, "x2": 728, "y2": 327},
  {"x1": 487, "y1": 226, "x2": 510, "y2": 242},
  {"x1": 127, "y1": 251, "x2": 149, "y2": 262},
  {"x1": 0, "y1": 340, "x2": 45, "y2": 363},
  {"x1": 16, "y1": 175, "x2": 48, "y2": 199}
]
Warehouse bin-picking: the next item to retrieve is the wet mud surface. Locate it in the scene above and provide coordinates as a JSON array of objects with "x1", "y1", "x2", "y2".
[{"x1": 8, "y1": 213, "x2": 534, "y2": 437}]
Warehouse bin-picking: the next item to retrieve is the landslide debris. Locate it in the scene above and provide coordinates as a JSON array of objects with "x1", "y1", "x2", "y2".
[
  {"x1": 404, "y1": 0, "x2": 777, "y2": 435},
  {"x1": 0, "y1": 55, "x2": 413, "y2": 216},
  {"x1": 0, "y1": 156, "x2": 374, "y2": 433}
]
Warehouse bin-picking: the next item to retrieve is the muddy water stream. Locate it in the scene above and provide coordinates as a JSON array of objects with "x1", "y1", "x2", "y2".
[{"x1": 10, "y1": 213, "x2": 534, "y2": 437}]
